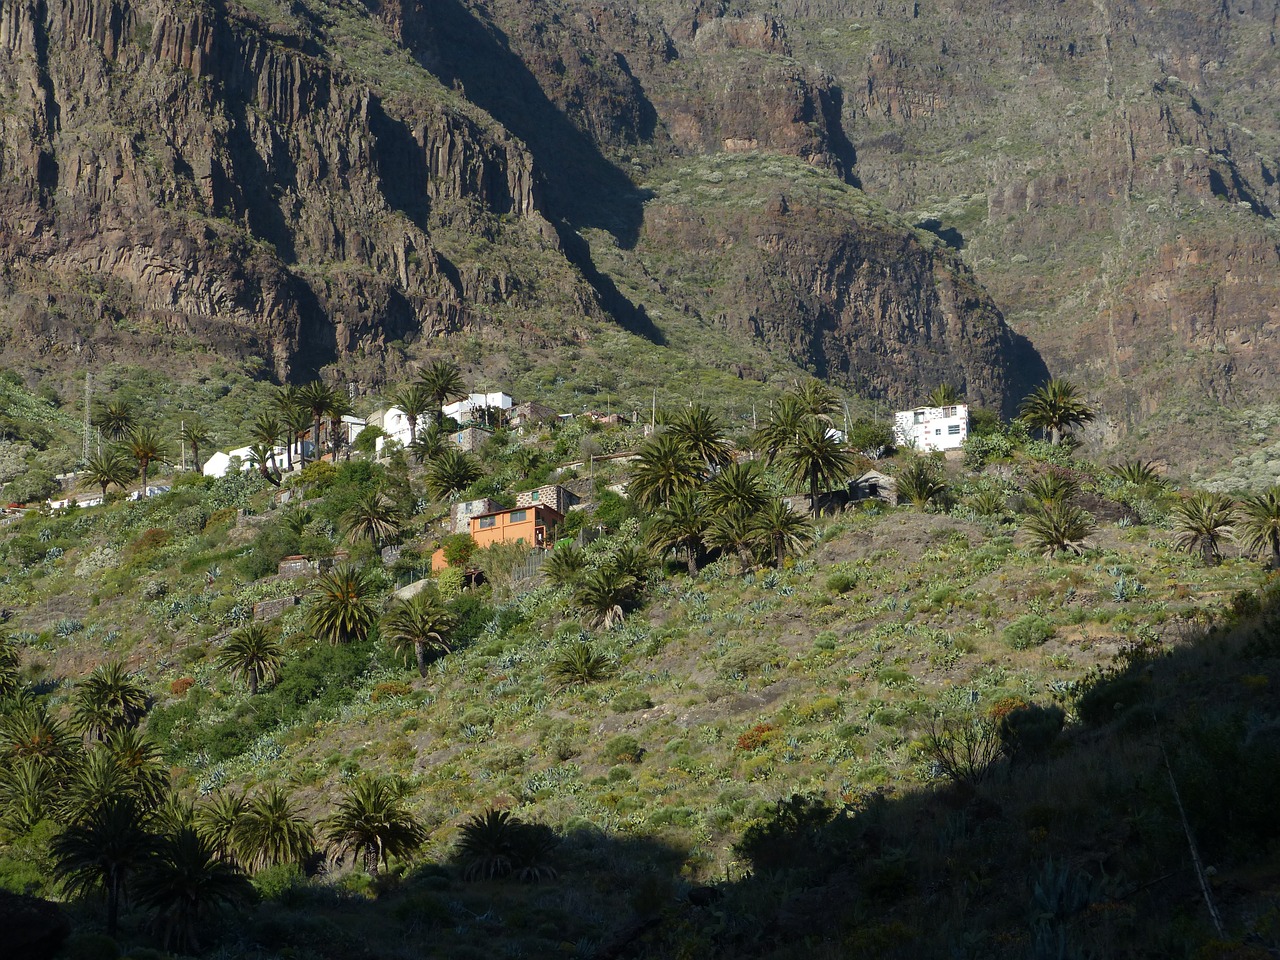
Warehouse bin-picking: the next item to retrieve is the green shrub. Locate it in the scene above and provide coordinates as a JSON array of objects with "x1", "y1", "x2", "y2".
[
  {"x1": 1074, "y1": 671, "x2": 1149, "y2": 726},
  {"x1": 253, "y1": 862, "x2": 308, "y2": 903},
  {"x1": 825, "y1": 572, "x2": 858, "y2": 594},
  {"x1": 602, "y1": 734, "x2": 643, "y2": 764},
  {"x1": 1002, "y1": 614, "x2": 1055, "y2": 650},
  {"x1": 610, "y1": 690, "x2": 653, "y2": 713},
  {"x1": 813, "y1": 631, "x2": 838, "y2": 651},
  {"x1": 998, "y1": 702, "x2": 1065, "y2": 762}
]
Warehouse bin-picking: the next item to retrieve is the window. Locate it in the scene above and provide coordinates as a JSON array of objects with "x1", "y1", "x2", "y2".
[
  {"x1": 948, "y1": 424, "x2": 961, "y2": 435},
  {"x1": 935, "y1": 428, "x2": 942, "y2": 436},
  {"x1": 530, "y1": 490, "x2": 540, "y2": 502},
  {"x1": 509, "y1": 510, "x2": 528, "y2": 523},
  {"x1": 914, "y1": 412, "x2": 925, "y2": 424},
  {"x1": 477, "y1": 516, "x2": 496, "y2": 529},
  {"x1": 944, "y1": 406, "x2": 958, "y2": 417}
]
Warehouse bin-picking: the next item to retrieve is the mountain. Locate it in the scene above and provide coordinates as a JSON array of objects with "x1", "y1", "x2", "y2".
[{"x1": 3, "y1": 0, "x2": 1279, "y2": 460}]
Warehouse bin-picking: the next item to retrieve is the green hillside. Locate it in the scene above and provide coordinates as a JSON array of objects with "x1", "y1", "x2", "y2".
[{"x1": 1, "y1": 371, "x2": 1278, "y2": 958}]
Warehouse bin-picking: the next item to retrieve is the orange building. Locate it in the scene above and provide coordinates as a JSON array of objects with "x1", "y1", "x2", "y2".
[{"x1": 431, "y1": 504, "x2": 564, "y2": 572}]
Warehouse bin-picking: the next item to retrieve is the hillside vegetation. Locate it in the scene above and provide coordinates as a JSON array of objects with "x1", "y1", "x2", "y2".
[{"x1": 1, "y1": 368, "x2": 1278, "y2": 958}]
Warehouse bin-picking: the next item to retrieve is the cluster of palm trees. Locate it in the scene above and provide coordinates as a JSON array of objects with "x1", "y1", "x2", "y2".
[
  {"x1": 82, "y1": 400, "x2": 179, "y2": 501},
  {"x1": 1171, "y1": 487, "x2": 1280, "y2": 568},
  {"x1": 629, "y1": 383, "x2": 854, "y2": 578},
  {"x1": 0, "y1": 642, "x2": 431, "y2": 948}
]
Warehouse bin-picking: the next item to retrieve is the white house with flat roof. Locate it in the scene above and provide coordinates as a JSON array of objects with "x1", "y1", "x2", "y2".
[
  {"x1": 443, "y1": 392, "x2": 513, "y2": 426},
  {"x1": 894, "y1": 404, "x2": 969, "y2": 452}
]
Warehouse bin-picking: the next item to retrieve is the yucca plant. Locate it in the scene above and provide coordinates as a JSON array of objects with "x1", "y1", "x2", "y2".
[
  {"x1": 1172, "y1": 492, "x2": 1236, "y2": 566},
  {"x1": 1023, "y1": 501, "x2": 1094, "y2": 556},
  {"x1": 548, "y1": 640, "x2": 614, "y2": 689}
]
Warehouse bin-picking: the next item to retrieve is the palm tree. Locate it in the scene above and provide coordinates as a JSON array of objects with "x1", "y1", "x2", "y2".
[
  {"x1": 454, "y1": 808, "x2": 558, "y2": 883},
  {"x1": 665, "y1": 404, "x2": 733, "y2": 469},
  {"x1": 627, "y1": 433, "x2": 703, "y2": 510},
  {"x1": 895, "y1": 458, "x2": 949, "y2": 510},
  {"x1": 703, "y1": 509, "x2": 761, "y2": 572},
  {"x1": 573, "y1": 566, "x2": 638, "y2": 629},
  {"x1": 0, "y1": 636, "x2": 20, "y2": 700},
  {"x1": 216, "y1": 624, "x2": 285, "y2": 696},
  {"x1": 71, "y1": 662, "x2": 148, "y2": 741},
  {"x1": 51, "y1": 797, "x2": 155, "y2": 936},
  {"x1": 178, "y1": 419, "x2": 213, "y2": 473},
  {"x1": 926, "y1": 384, "x2": 962, "y2": 407},
  {"x1": 1018, "y1": 379, "x2": 1094, "y2": 446},
  {"x1": 390, "y1": 383, "x2": 431, "y2": 445},
  {"x1": 0, "y1": 700, "x2": 75, "y2": 768},
  {"x1": 307, "y1": 563, "x2": 379, "y2": 645},
  {"x1": 1108, "y1": 460, "x2": 1165, "y2": 490},
  {"x1": 381, "y1": 589, "x2": 455, "y2": 677},
  {"x1": 1023, "y1": 501, "x2": 1094, "y2": 556},
  {"x1": 237, "y1": 786, "x2": 314, "y2": 871},
  {"x1": 82, "y1": 448, "x2": 135, "y2": 499},
  {"x1": 194, "y1": 790, "x2": 248, "y2": 864},
  {"x1": 424, "y1": 448, "x2": 482, "y2": 501},
  {"x1": 418, "y1": 360, "x2": 466, "y2": 426},
  {"x1": 134, "y1": 828, "x2": 252, "y2": 953},
  {"x1": 104, "y1": 728, "x2": 169, "y2": 811},
  {"x1": 542, "y1": 544, "x2": 586, "y2": 589},
  {"x1": 1172, "y1": 492, "x2": 1236, "y2": 566},
  {"x1": 1239, "y1": 486, "x2": 1280, "y2": 569},
  {"x1": 94, "y1": 399, "x2": 135, "y2": 442},
  {"x1": 297, "y1": 380, "x2": 338, "y2": 464},
  {"x1": 251, "y1": 413, "x2": 283, "y2": 468},
  {"x1": 409, "y1": 422, "x2": 448, "y2": 464},
  {"x1": 125, "y1": 426, "x2": 169, "y2": 497},
  {"x1": 62, "y1": 747, "x2": 135, "y2": 824},
  {"x1": 547, "y1": 640, "x2": 614, "y2": 689},
  {"x1": 701, "y1": 460, "x2": 770, "y2": 519},
  {"x1": 793, "y1": 379, "x2": 840, "y2": 420},
  {"x1": 270, "y1": 386, "x2": 302, "y2": 471},
  {"x1": 647, "y1": 490, "x2": 708, "y2": 576},
  {"x1": 751, "y1": 499, "x2": 813, "y2": 567},
  {"x1": 784, "y1": 418, "x2": 856, "y2": 515},
  {"x1": 322, "y1": 777, "x2": 428, "y2": 876},
  {"x1": 0, "y1": 758, "x2": 56, "y2": 833},
  {"x1": 247, "y1": 443, "x2": 282, "y2": 486},
  {"x1": 1024, "y1": 470, "x2": 1081, "y2": 507},
  {"x1": 327, "y1": 392, "x2": 355, "y2": 462},
  {"x1": 343, "y1": 488, "x2": 403, "y2": 549},
  {"x1": 755, "y1": 394, "x2": 809, "y2": 463}
]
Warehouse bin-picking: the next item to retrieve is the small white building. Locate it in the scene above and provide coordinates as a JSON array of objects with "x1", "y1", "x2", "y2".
[
  {"x1": 443, "y1": 392, "x2": 513, "y2": 426},
  {"x1": 894, "y1": 404, "x2": 969, "y2": 452},
  {"x1": 371, "y1": 406, "x2": 415, "y2": 455},
  {"x1": 203, "y1": 446, "x2": 256, "y2": 479}
]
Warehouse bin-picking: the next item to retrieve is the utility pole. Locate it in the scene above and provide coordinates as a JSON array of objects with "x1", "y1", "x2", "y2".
[
  {"x1": 83, "y1": 372, "x2": 91, "y2": 463},
  {"x1": 179, "y1": 419, "x2": 187, "y2": 472}
]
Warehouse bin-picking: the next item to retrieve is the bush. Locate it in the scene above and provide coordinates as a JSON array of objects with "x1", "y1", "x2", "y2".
[
  {"x1": 170, "y1": 676, "x2": 195, "y2": 696},
  {"x1": 736, "y1": 723, "x2": 779, "y2": 752},
  {"x1": 1002, "y1": 614, "x2": 1055, "y2": 650},
  {"x1": 603, "y1": 734, "x2": 643, "y2": 764},
  {"x1": 998, "y1": 702, "x2": 1065, "y2": 763},
  {"x1": 610, "y1": 690, "x2": 653, "y2": 713},
  {"x1": 923, "y1": 713, "x2": 1002, "y2": 787},
  {"x1": 825, "y1": 572, "x2": 858, "y2": 594},
  {"x1": 734, "y1": 793, "x2": 840, "y2": 873}
]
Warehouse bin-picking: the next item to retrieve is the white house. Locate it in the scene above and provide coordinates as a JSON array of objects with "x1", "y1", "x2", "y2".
[
  {"x1": 371, "y1": 406, "x2": 415, "y2": 455},
  {"x1": 894, "y1": 404, "x2": 969, "y2": 452},
  {"x1": 443, "y1": 392, "x2": 513, "y2": 426}
]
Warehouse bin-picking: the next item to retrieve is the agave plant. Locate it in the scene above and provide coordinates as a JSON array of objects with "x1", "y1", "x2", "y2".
[{"x1": 1023, "y1": 501, "x2": 1094, "y2": 556}]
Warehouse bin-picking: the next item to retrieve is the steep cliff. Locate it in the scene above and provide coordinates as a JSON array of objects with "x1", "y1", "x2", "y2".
[{"x1": 0, "y1": 0, "x2": 1094, "y2": 426}]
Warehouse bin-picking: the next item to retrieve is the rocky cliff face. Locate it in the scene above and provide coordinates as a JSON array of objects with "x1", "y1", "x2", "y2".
[
  {"x1": 21, "y1": 0, "x2": 1269, "y2": 439},
  {"x1": 0, "y1": 0, "x2": 577, "y2": 383}
]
